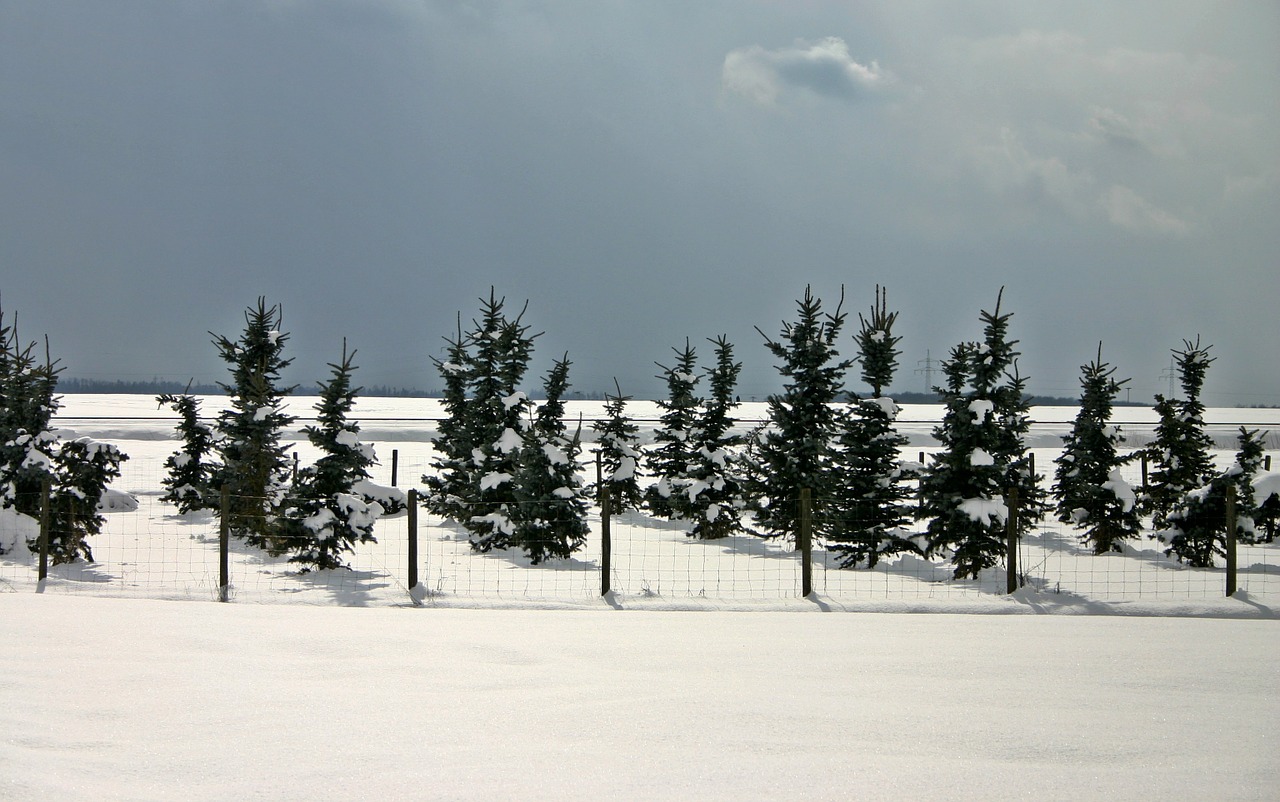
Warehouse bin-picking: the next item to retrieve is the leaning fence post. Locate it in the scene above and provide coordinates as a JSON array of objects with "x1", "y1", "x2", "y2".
[
  {"x1": 600, "y1": 484, "x2": 612, "y2": 596},
  {"x1": 1225, "y1": 484, "x2": 1237, "y2": 597},
  {"x1": 1005, "y1": 486, "x2": 1019, "y2": 594},
  {"x1": 218, "y1": 484, "x2": 230, "y2": 602},
  {"x1": 799, "y1": 488, "x2": 813, "y2": 598},
  {"x1": 407, "y1": 488, "x2": 419, "y2": 597},
  {"x1": 38, "y1": 478, "x2": 51, "y2": 583}
]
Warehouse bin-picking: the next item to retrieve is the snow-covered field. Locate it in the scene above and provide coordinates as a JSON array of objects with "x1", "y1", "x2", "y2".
[
  {"x1": 3, "y1": 397, "x2": 1278, "y2": 800},
  {"x1": 2, "y1": 395, "x2": 1278, "y2": 613},
  {"x1": 2, "y1": 595, "x2": 1276, "y2": 800}
]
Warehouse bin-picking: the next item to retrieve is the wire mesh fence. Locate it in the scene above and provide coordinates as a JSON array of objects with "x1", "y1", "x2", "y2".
[{"x1": 2, "y1": 455, "x2": 1277, "y2": 607}]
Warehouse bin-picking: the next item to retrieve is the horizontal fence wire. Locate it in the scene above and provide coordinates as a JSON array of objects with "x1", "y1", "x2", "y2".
[{"x1": 0, "y1": 455, "x2": 1277, "y2": 606}]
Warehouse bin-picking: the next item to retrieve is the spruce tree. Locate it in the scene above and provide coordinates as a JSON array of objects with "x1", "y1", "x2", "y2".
[
  {"x1": 592, "y1": 379, "x2": 645, "y2": 512},
  {"x1": 1161, "y1": 427, "x2": 1265, "y2": 566},
  {"x1": 50, "y1": 437, "x2": 128, "y2": 563},
  {"x1": 512, "y1": 355, "x2": 589, "y2": 563},
  {"x1": 744, "y1": 286, "x2": 852, "y2": 541},
  {"x1": 1231, "y1": 427, "x2": 1266, "y2": 545},
  {"x1": 460, "y1": 291, "x2": 540, "y2": 552},
  {"x1": 1144, "y1": 339, "x2": 1216, "y2": 531},
  {"x1": 0, "y1": 306, "x2": 61, "y2": 523},
  {"x1": 0, "y1": 301, "x2": 127, "y2": 563},
  {"x1": 918, "y1": 342, "x2": 1006, "y2": 579},
  {"x1": 644, "y1": 340, "x2": 701, "y2": 520},
  {"x1": 685, "y1": 335, "x2": 747, "y2": 540},
  {"x1": 921, "y1": 290, "x2": 1040, "y2": 580},
  {"x1": 1052, "y1": 344, "x2": 1140, "y2": 554},
  {"x1": 1254, "y1": 472, "x2": 1280, "y2": 544},
  {"x1": 423, "y1": 315, "x2": 474, "y2": 520},
  {"x1": 279, "y1": 341, "x2": 386, "y2": 571},
  {"x1": 829, "y1": 286, "x2": 919, "y2": 568},
  {"x1": 157, "y1": 387, "x2": 220, "y2": 514},
  {"x1": 210, "y1": 298, "x2": 297, "y2": 553}
]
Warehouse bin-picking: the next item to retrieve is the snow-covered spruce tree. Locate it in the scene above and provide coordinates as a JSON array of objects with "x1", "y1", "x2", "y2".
[
  {"x1": 209, "y1": 298, "x2": 297, "y2": 554},
  {"x1": 157, "y1": 388, "x2": 220, "y2": 514},
  {"x1": 460, "y1": 291, "x2": 540, "y2": 552},
  {"x1": 744, "y1": 286, "x2": 852, "y2": 541},
  {"x1": 1051, "y1": 344, "x2": 1140, "y2": 554},
  {"x1": 644, "y1": 339, "x2": 701, "y2": 520},
  {"x1": 1254, "y1": 469, "x2": 1280, "y2": 544},
  {"x1": 512, "y1": 355, "x2": 589, "y2": 564},
  {"x1": 685, "y1": 335, "x2": 747, "y2": 540},
  {"x1": 1160, "y1": 427, "x2": 1266, "y2": 566},
  {"x1": 279, "y1": 341, "x2": 400, "y2": 571},
  {"x1": 1144, "y1": 339, "x2": 1216, "y2": 531},
  {"x1": 591, "y1": 378, "x2": 645, "y2": 512},
  {"x1": 974, "y1": 295, "x2": 1044, "y2": 530},
  {"x1": 921, "y1": 290, "x2": 1041, "y2": 580},
  {"x1": 917, "y1": 343, "x2": 1005, "y2": 579},
  {"x1": 829, "y1": 286, "x2": 919, "y2": 568},
  {"x1": 49, "y1": 437, "x2": 128, "y2": 563},
  {"x1": 423, "y1": 314, "x2": 474, "y2": 520},
  {"x1": 0, "y1": 302, "x2": 126, "y2": 563},
  {"x1": 0, "y1": 305, "x2": 61, "y2": 524},
  {"x1": 1231, "y1": 427, "x2": 1266, "y2": 545}
]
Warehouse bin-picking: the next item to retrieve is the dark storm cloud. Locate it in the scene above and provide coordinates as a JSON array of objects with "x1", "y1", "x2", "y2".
[{"x1": 0, "y1": 1, "x2": 1277, "y2": 405}]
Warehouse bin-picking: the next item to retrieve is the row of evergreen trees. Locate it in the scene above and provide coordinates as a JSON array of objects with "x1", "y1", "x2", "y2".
[
  {"x1": 155, "y1": 299, "x2": 405, "y2": 571},
  {"x1": 421, "y1": 286, "x2": 1275, "y2": 580},
  {"x1": 1053, "y1": 337, "x2": 1275, "y2": 567},
  {"x1": 4, "y1": 289, "x2": 1274, "y2": 581}
]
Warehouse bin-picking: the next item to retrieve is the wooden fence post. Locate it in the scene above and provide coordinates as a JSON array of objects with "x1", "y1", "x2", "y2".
[
  {"x1": 1225, "y1": 484, "x2": 1237, "y2": 597},
  {"x1": 799, "y1": 488, "x2": 813, "y2": 598},
  {"x1": 38, "y1": 478, "x2": 51, "y2": 583},
  {"x1": 1005, "y1": 486, "x2": 1019, "y2": 594},
  {"x1": 600, "y1": 484, "x2": 612, "y2": 596},
  {"x1": 407, "y1": 488, "x2": 419, "y2": 596},
  {"x1": 219, "y1": 484, "x2": 230, "y2": 603},
  {"x1": 1140, "y1": 453, "x2": 1149, "y2": 495},
  {"x1": 391, "y1": 449, "x2": 399, "y2": 487}
]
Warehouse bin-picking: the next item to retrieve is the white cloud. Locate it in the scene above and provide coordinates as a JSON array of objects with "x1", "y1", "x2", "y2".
[
  {"x1": 1100, "y1": 185, "x2": 1189, "y2": 235},
  {"x1": 1224, "y1": 167, "x2": 1279, "y2": 202},
  {"x1": 722, "y1": 37, "x2": 891, "y2": 105},
  {"x1": 971, "y1": 127, "x2": 1095, "y2": 215}
]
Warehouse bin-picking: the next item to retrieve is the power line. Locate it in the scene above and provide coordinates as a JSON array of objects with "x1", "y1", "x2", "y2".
[
  {"x1": 915, "y1": 350, "x2": 937, "y2": 394},
  {"x1": 1158, "y1": 357, "x2": 1177, "y2": 400}
]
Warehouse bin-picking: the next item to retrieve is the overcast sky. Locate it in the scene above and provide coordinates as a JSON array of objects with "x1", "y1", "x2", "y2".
[{"x1": 2, "y1": 1, "x2": 1277, "y2": 404}]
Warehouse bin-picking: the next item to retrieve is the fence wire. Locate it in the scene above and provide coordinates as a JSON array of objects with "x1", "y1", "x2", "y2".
[{"x1": 1, "y1": 456, "x2": 1277, "y2": 607}]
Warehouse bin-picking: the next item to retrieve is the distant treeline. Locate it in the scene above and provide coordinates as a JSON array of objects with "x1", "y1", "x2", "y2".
[
  {"x1": 867, "y1": 390, "x2": 1106, "y2": 407},
  {"x1": 60, "y1": 378, "x2": 226, "y2": 395},
  {"x1": 58, "y1": 377, "x2": 441, "y2": 398},
  {"x1": 63, "y1": 378, "x2": 1096, "y2": 405}
]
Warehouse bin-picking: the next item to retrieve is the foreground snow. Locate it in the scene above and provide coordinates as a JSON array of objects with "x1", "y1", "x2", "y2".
[{"x1": 1, "y1": 595, "x2": 1275, "y2": 800}]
